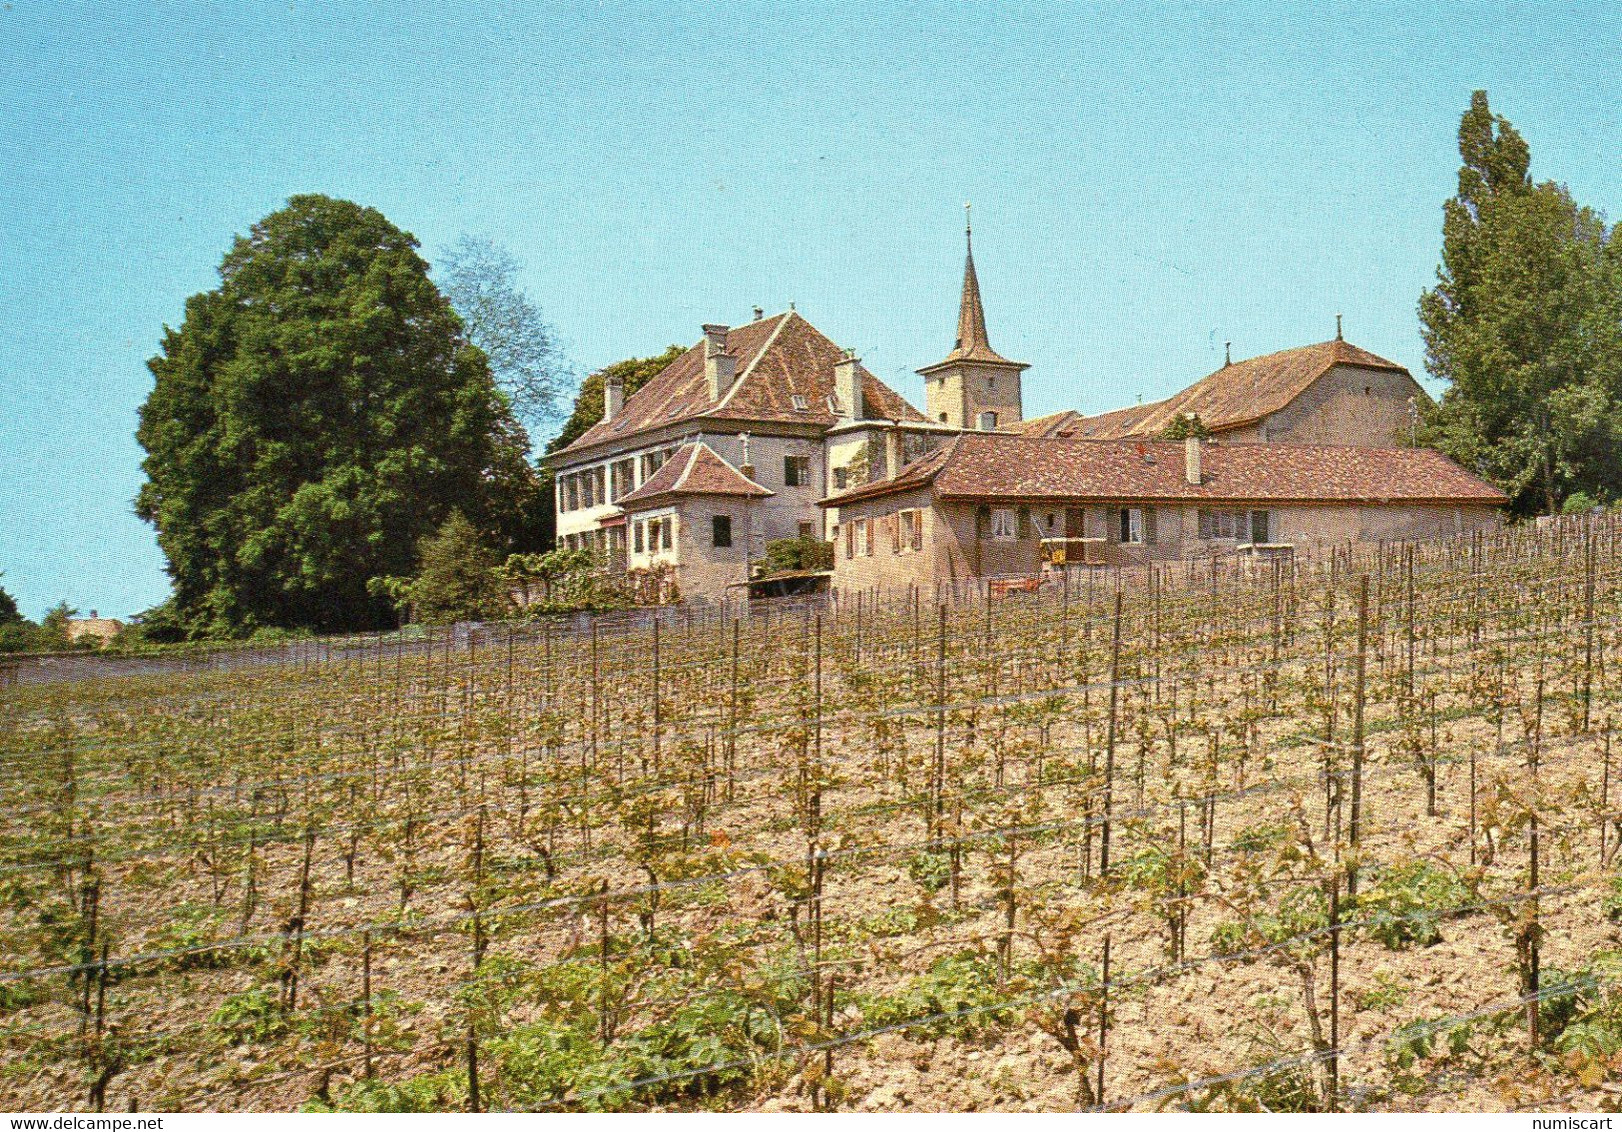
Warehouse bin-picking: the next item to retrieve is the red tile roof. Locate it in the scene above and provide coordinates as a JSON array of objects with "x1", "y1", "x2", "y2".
[
  {"x1": 1073, "y1": 340, "x2": 1414, "y2": 438},
  {"x1": 1015, "y1": 409, "x2": 1088, "y2": 437},
  {"x1": 822, "y1": 433, "x2": 1508, "y2": 508},
  {"x1": 562, "y1": 312, "x2": 925, "y2": 455},
  {"x1": 616, "y1": 442, "x2": 772, "y2": 510}
]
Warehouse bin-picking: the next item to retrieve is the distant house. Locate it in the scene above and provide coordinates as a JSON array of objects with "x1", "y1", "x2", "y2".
[
  {"x1": 1026, "y1": 334, "x2": 1429, "y2": 447},
  {"x1": 65, "y1": 611, "x2": 123, "y2": 647},
  {"x1": 821, "y1": 433, "x2": 1507, "y2": 593}
]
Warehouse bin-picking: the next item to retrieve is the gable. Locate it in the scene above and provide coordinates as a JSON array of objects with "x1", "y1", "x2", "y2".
[{"x1": 563, "y1": 312, "x2": 925, "y2": 455}]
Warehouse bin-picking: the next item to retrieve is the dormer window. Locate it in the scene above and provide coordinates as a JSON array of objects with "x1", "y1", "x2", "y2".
[{"x1": 791, "y1": 394, "x2": 809, "y2": 411}]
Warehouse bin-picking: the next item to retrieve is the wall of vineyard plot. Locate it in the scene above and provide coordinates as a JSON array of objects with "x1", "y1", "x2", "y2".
[{"x1": 5, "y1": 516, "x2": 1622, "y2": 1113}]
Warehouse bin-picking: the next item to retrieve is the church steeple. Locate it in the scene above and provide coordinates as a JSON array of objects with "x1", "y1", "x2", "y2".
[{"x1": 919, "y1": 208, "x2": 1028, "y2": 430}]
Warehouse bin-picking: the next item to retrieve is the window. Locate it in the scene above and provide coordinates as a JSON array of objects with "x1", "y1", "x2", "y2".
[
  {"x1": 845, "y1": 521, "x2": 855, "y2": 560},
  {"x1": 833, "y1": 466, "x2": 849, "y2": 490},
  {"x1": 784, "y1": 454, "x2": 811, "y2": 487},
  {"x1": 899, "y1": 509, "x2": 922, "y2": 552},
  {"x1": 798, "y1": 521, "x2": 815, "y2": 539},
  {"x1": 990, "y1": 507, "x2": 1017, "y2": 541},
  {"x1": 611, "y1": 459, "x2": 635, "y2": 500},
  {"x1": 1118, "y1": 507, "x2": 1144, "y2": 545},
  {"x1": 791, "y1": 394, "x2": 809, "y2": 411},
  {"x1": 938, "y1": 412, "x2": 948, "y2": 423},
  {"x1": 1198, "y1": 509, "x2": 1236, "y2": 540},
  {"x1": 661, "y1": 518, "x2": 672, "y2": 550},
  {"x1": 712, "y1": 515, "x2": 732, "y2": 548},
  {"x1": 634, "y1": 521, "x2": 645, "y2": 554},
  {"x1": 863, "y1": 518, "x2": 874, "y2": 556},
  {"x1": 1198, "y1": 509, "x2": 1270, "y2": 542},
  {"x1": 978, "y1": 411, "x2": 999, "y2": 431}
]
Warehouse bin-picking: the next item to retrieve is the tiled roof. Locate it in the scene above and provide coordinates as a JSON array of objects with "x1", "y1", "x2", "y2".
[
  {"x1": 1073, "y1": 340, "x2": 1412, "y2": 438},
  {"x1": 822, "y1": 434, "x2": 1508, "y2": 508},
  {"x1": 562, "y1": 312, "x2": 925, "y2": 454},
  {"x1": 616, "y1": 442, "x2": 772, "y2": 509},
  {"x1": 1016, "y1": 409, "x2": 1088, "y2": 437},
  {"x1": 919, "y1": 242, "x2": 1027, "y2": 373}
]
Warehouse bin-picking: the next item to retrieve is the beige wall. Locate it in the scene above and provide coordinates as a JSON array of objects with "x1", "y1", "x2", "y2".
[
  {"x1": 1256, "y1": 363, "x2": 1427, "y2": 446},
  {"x1": 831, "y1": 492, "x2": 1502, "y2": 597},
  {"x1": 925, "y1": 361, "x2": 1023, "y2": 430},
  {"x1": 625, "y1": 498, "x2": 763, "y2": 603}
]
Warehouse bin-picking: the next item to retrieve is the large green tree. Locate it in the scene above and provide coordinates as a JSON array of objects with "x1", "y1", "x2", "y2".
[
  {"x1": 1420, "y1": 91, "x2": 1622, "y2": 515},
  {"x1": 534, "y1": 344, "x2": 684, "y2": 548},
  {"x1": 136, "y1": 195, "x2": 545, "y2": 636}
]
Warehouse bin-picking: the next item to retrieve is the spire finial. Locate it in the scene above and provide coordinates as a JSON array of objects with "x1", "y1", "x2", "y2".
[
  {"x1": 1336, "y1": 313, "x2": 1343, "y2": 341},
  {"x1": 964, "y1": 202, "x2": 972, "y2": 248}
]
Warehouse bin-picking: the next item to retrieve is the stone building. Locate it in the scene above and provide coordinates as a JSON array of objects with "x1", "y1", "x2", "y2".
[
  {"x1": 549, "y1": 223, "x2": 1500, "y2": 604},
  {"x1": 1021, "y1": 328, "x2": 1430, "y2": 447},
  {"x1": 821, "y1": 432, "x2": 1507, "y2": 595},
  {"x1": 65, "y1": 612, "x2": 123, "y2": 648}
]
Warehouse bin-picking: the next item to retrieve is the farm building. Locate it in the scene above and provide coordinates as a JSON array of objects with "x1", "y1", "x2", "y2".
[
  {"x1": 65, "y1": 611, "x2": 123, "y2": 647},
  {"x1": 550, "y1": 221, "x2": 1481, "y2": 604},
  {"x1": 820, "y1": 432, "x2": 1507, "y2": 594}
]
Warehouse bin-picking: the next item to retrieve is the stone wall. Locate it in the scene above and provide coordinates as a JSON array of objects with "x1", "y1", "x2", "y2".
[
  {"x1": 1258, "y1": 363, "x2": 1427, "y2": 446},
  {"x1": 831, "y1": 493, "x2": 1502, "y2": 598}
]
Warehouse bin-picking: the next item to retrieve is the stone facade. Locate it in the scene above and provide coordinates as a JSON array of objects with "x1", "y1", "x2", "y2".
[
  {"x1": 831, "y1": 493, "x2": 1503, "y2": 595},
  {"x1": 552, "y1": 231, "x2": 1498, "y2": 606}
]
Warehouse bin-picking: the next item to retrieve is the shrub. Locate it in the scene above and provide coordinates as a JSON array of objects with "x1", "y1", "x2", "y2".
[
  {"x1": 1356, "y1": 861, "x2": 1470, "y2": 949},
  {"x1": 211, "y1": 987, "x2": 287, "y2": 1046},
  {"x1": 860, "y1": 952, "x2": 1013, "y2": 1039}
]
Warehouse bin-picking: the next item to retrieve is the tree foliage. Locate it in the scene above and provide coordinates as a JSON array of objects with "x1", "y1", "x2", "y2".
[
  {"x1": 1419, "y1": 91, "x2": 1622, "y2": 515},
  {"x1": 0, "y1": 577, "x2": 21, "y2": 627},
  {"x1": 755, "y1": 536, "x2": 834, "y2": 575},
  {"x1": 392, "y1": 511, "x2": 509, "y2": 626},
  {"x1": 436, "y1": 236, "x2": 567, "y2": 428},
  {"x1": 136, "y1": 195, "x2": 546, "y2": 636}
]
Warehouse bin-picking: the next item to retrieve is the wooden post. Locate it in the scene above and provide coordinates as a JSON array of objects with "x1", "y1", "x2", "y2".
[
  {"x1": 1348, "y1": 575, "x2": 1368, "y2": 898},
  {"x1": 1101, "y1": 592, "x2": 1123, "y2": 879},
  {"x1": 1328, "y1": 879, "x2": 1340, "y2": 1112},
  {"x1": 1096, "y1": 934, "x2": 1111, "y2": 1110}
]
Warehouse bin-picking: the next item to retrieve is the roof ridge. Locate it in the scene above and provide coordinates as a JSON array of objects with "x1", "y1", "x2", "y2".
[
  {"x1": 667, "y1": 443, "x2": 703, "y2": 492},
  {"x1": 715, "y1": 311, "x2": 794, "y2": 414}
]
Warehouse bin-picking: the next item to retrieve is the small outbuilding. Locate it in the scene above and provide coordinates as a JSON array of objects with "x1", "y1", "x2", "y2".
[{"x1": 821, "y1": 433, "x2": 1508, "y2": 595}]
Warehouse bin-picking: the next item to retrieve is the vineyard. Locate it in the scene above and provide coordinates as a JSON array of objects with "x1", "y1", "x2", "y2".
[{"x1": 6, "y1": 517, "x2": 1622, "y2": 1113}]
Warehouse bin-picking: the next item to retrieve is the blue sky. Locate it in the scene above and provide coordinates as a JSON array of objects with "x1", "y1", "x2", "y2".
[{"x1": 1, "y1": 1, "x2": 1618, "y2": 620}]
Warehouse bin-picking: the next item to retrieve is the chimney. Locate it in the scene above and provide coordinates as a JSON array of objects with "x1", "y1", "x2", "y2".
[
  {"x1": 601, "y1": 370, "x2": 622, "y2": 422},
  {"x1": 753, "y1": 305, "x2": 764, "y2": 322},
  {"x1": 704, "y1": 324, "x2": 736, "y2": 400},
  {"x1": 833, "y1": 350, "x2": 863, "y2": 421},
  {"x1": 884, "y1": 425, "x2": 902, "y2": 479},
  {"x1": 1184, "y1": 432, "x2": 1202, "y2": 486}
]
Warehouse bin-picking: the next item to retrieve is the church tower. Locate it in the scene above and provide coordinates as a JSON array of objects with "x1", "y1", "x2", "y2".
[{"x1": 917, "y1": 209, "x2": 1028, "y2": 430}]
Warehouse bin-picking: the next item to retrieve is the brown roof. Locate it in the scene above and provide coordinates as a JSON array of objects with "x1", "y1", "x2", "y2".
[
  {"x1": 1016, "y1": 409, "x2": 1089, "y2": 437},
  {"x1": 822, "y1": 433, "x2": 1508, "y2": 508},
  {"x1": 562, "y1": 312, "x2": 925, "y2": 454},
  {"x1": 616, "y1": 442, "x2": 772, "y2": 510},
  {"x1": 918, "y1": 238, "x2": 1027, "y2": 373},
  {"x1": 1073, "y1": 339, "x2": 1413, "y2": 438}
]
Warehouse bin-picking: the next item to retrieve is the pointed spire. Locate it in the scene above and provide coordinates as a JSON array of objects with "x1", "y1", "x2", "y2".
[{"x1": 922, "y1": 207, "x2": 1025, "y2": 373}]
